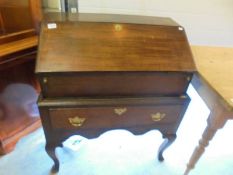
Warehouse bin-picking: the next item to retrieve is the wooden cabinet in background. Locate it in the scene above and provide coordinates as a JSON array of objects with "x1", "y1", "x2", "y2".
[
  {"x1": 0, "y1": 0, "x2": 42, "y2": 35},
  {"x1": 0, "y1": 0, "x2": 42, "y2": 155}
]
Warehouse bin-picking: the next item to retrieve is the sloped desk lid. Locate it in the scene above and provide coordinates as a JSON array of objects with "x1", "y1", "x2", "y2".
[{"x1": 36, "y1": 13, "x2": 196, "y2": 73}]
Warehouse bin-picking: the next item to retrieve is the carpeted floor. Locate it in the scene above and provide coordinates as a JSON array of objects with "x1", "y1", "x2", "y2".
[{"x1": 0, "y1": 85, "x2": 233, "y2": 175}]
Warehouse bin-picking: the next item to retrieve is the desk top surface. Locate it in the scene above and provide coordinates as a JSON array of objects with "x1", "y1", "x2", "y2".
[{"x1": 191, "y1": 45, "x2": 233, "y2": 110}]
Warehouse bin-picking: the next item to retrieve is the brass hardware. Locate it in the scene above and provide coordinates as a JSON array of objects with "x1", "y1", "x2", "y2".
[
  {"x1": 178, "y1": 26, "x2": 183, "y2": 31},
  {"x1": 180, "y1": 95, "x2": 187, "y2": 99},
  {"x1": 115, "y1": 24, "x2": 122, "y2": 31},
  {"x1": 151, "y1": 112, "x2": 166, "y2": 122},
  {"x1": 68, "y1": 116, "x2": 86, "y2": 127},
  {"x1": 187, "y1": 76, "x2": 191, "y2": 81},
  {"x1": 43, "y1": 77, "x2": 48, "y2": 83},
  {"x1": 114, "y1": 108, "x2": 127, "y2": 115}
]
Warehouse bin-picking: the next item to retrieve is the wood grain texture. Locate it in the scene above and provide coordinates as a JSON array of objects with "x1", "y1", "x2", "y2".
[
  {"x1": 38, "y1": 95, "x2": 190, "y2": 138},
  {"x1": 0, "y1": 6, "x2": 33, "y2": 34},
  {"x1": 38, "y1": 95, "x2": 188, "y2": 107},
  {"x1": 50, "y1": 105, "x2": 185, "y2": 130},
  {"x1": 36, "y1": 14, "x2": 195, "y2": 73},
  {"x1": 0, "y1": 118, "x2": 41, "y2": 155},
  {"x1": 39, "y1": 72, "x2": 191, "y2": 98},
  {"x1": 0, "y1": 0, "x2": 42, "y2": 35},
  {"x1": 0, "y1": 36, "x2": 38, "y2": 57},
  {"x1": 0, "y1": 29, "x2": 35, "y2": 44},
  {"x1": 0, "y1": 12, "x2": 5, "y2": 34},
  {"x1": 43, "y1": 12, "x2": 179, "y2": 26},
  {"x1": 191, "y1": 46, "x2": 233, "y2": 109},
  {"x1": 29, "y1": 0, "x2": 42, "y2": 33},
  {"x1": 0, "y1": 0, "x2": 28, "y2": 6}
]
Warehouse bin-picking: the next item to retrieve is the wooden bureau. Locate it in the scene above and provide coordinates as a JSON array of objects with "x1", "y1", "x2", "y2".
[{"x1": 36, "y1": 13, "x2": 196, "y2": 173}]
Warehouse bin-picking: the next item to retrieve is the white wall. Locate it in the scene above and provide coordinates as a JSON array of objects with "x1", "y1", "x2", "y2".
[
  {"x1": 78, "y1": 0, "x2": 233, "y2": 47},
  {"x1": 43, "y1": 0, "x2": 61, "y2": 9}
]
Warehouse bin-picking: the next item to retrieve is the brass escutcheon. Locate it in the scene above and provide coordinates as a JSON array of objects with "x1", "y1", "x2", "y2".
[
  {"x1": 187, "y1": 76, "x2": 191, "y2": 81},
  {"x1": 114, "y1": 24, "x2": 122, "y2": 31},
  {"x1": 114, "y1": 108, "x2": 127, "y2": 116},
  {"x1": 68, "y1": 116, "x2": 86, "y2": 127},
  {"x1": 151, "y1": 112, "x2": 166, "y2": 122},
  {"x1": 43, "y1": 77, "x2": 48, "y2": 83}
]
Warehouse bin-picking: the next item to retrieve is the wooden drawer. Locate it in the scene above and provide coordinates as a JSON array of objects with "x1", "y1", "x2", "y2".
[
  {"x1": 44, "y1": 96, "x2": 190, "y2": 130},
  {"x1": 39, "y1": 72, "x2": 192, "y2": 98},
  {"x1": 50, "y1": 105, "x2": 183, "y2": 130}
]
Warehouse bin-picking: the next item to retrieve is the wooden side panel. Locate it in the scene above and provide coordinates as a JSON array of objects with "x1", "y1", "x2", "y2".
[
  {"x1": 0, "y1": 0, "x2": 42, "y2": 35},
  {"x1": 0, "y1": 12, "x2": 4, "y2": 34},
  {"x1": 0, "y1": 5, "x2": 33, "y2": 34},
  {"x1": 29, "y1": 0, "x2": 42, "y2": 33},
  {"x1": 0, "y1": 59, "x2": 40, "y2": 155}
]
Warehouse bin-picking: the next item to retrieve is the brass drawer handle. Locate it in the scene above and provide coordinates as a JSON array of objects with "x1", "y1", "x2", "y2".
[
  {"x1": 151, "y1": 112, "x2": 166, "y2": 122},
  {"x1": 68, "y1": 116, "x2": 86, "y2": 127},
  {"x1": 114, "y1": 108, "x2": 127, "y2": 116}
]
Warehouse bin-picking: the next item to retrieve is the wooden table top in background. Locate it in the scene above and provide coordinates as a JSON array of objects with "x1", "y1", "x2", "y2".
[{"x1": 191, "y1": 45, "x2": 233, "y2": 110}]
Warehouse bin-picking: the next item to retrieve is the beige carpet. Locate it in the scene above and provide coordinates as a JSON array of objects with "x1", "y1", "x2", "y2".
[{"x1": 1, "y1": 85, "x2": 233, "y2": 175}]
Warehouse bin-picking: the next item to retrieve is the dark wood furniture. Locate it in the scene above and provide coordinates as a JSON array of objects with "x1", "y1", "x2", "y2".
[
  {"x1": 0, "y1": 0, "x2": 42, "y2": 154},
  {"x1": 36, "y1": 13, "x2": 196, "y2": 173},
  {"x1": 184, "y1": 46, "x2": 233, "y2": 175}
]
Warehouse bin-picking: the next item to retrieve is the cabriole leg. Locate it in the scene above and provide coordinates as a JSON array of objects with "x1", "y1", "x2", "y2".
[
  {"x1": 158, "y1": 134, "x2": 176, "y2": 161},
  {"x1": 45, "y1": 143, "x2": 59, "y2": 173}
]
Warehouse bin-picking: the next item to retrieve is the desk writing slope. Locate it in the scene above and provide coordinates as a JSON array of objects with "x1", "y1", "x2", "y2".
[{"x1": 36, "y1": 13, "x2": 195, "y2": 73}]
